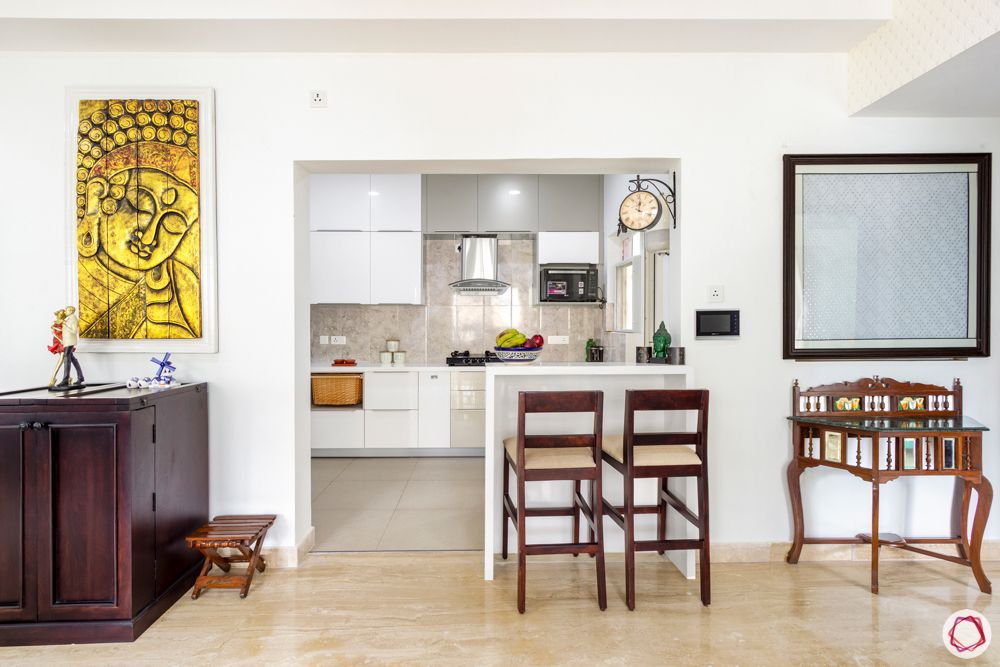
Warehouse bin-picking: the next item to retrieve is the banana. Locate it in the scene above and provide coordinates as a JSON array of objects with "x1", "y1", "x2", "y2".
[{"x1": 495, "y1": 328, "x2": 519, "y2": 346}]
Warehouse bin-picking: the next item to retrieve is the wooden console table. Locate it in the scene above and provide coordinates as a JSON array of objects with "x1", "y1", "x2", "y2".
[{"x1": 785, "y1": 376, "x2": 991, "y2": 594}]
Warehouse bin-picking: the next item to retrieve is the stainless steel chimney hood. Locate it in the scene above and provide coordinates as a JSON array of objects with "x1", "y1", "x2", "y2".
[{"x1": 449, "y1": 235, "x2": 510, "y2": 296}]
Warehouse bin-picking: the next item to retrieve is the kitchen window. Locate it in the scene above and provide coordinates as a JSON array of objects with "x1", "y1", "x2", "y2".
[{"x1": 613, "y1": 233, "x2": 642, "y2": 332}]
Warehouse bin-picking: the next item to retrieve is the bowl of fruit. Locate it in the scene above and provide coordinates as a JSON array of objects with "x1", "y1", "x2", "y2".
[{"x1": 494, "y1": 329, "x2": 544, "y2": 363}]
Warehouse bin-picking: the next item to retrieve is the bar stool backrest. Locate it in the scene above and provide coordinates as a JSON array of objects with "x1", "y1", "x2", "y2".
[
  {"x1": 624, "y1": 389, "x2": 710, "y2": 463},
  {"x1": 517, "y1": 390, "x2": 603, "y2": 460}
]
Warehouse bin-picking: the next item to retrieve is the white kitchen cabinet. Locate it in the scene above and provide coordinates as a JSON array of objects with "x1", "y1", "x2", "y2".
[
  {"x1": 537, "y1": 231, "x2": 600, "y2": 265},
  {"x1": 370, "y1": 232, "x2": 422, "y2": 304},
  {"x1": 309, "y1": 174, "x2": 371, "y2": 231},
  {"x1": 310, "y1": 231, "x2": 370, "y2": 304},
  {"x1": 364, "y1": 370, "x2": 419, "y2": 410},
  {"x1": 418, "y1": 371, "x2": 451, "y2": 448},
  {"x1": 450, "y1": 410, "x2": 485, "y2": 448},
  {"x1": 538, "y1": 175, "x2": 601, "y2": 232},
  {"x1": 477, "y1": 174, "x2": 538, "y2": 233},
  {"x1": 370, "y1": 174, "x2": 422, "y2": 231},
  {"x1": 365, "y1": 410, "x2": 419, "y2": 448},
  {"x1": 311, "y1": 409, "x2": 364, "y2": 449},
  {"x1": 450, "y1": 371, "x2": 486, "y2": 391}
]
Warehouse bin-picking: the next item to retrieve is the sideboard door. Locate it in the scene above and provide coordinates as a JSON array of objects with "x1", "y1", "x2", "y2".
[
  {"x1": 0, "y1": 419, "x2": 35, "y2": 622},
  {"x1": 36, "y1": 414, "x2": 130, "y2": 622}
]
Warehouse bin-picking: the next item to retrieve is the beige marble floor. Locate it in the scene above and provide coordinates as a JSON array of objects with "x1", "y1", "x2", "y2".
[
  {"x1": 2, "y1": 553, "x2": 996, "y2": 665},
  {"x1": 311, "y1": 457, "x2": 484, "y2": 551}
]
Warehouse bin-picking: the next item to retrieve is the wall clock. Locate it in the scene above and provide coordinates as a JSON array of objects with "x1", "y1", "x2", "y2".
[{"x1": 616, "y1": 173, "x2": 677, "y2": 235}]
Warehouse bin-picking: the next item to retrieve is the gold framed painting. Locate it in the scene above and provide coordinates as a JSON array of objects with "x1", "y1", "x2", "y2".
[{"x1": 67, "y1": 88, "x2": 217, "y2": 353}]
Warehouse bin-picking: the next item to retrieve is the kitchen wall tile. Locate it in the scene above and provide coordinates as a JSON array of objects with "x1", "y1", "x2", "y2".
[
  {"x1": 510, "y1": 306, "x2": 540, "y2": 338},
  {"x1": 454, "y1": 305, "x2": 484, "y2": 353},
  {"x1": 483, "y1": 304, "x2": 513, "y2": 351},
  {"x1": 396, "y1": 306, "x2": 428, "y2": 363},
  {"x1": 426, "y1": 306, "x2": 458, "y2": 361},
  {"x1": 538, "y1": 305, "x2": 571, "y2": 336},
  {"x1": 366, "y1": 306, "x2": 400, "y2": 360},
  {"x1": 425, "y1": 239, "x2": 483, "y2": 307}
]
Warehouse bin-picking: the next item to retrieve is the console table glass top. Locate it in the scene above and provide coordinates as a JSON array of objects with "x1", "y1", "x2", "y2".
[{"x1": 788, "y1": 415, "x2": 988, "y2": 432}]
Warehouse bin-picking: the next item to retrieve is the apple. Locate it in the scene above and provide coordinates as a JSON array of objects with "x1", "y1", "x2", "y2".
[
  {"x1": 523, "y1": 339, "x2": 538, "y2": 349},
  {"x1": 531, "y1": 334, "x2": 544, "y2": 347}
]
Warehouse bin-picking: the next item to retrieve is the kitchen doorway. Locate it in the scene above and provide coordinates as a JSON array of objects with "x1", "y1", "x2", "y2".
[{"x1": 311, "y1": 457, "x2": 484, "y2": 551}]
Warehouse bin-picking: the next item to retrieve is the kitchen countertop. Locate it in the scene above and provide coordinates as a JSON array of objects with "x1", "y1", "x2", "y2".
[{"x1": 311, "y1": 362, "x2": 691, "y2": 374}]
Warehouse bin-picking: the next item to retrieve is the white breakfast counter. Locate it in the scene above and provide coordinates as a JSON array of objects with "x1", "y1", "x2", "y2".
[
  {"x1": 483, "y1": 362, "x2": 696, "y2": 580},
  {"x1": 310, "y1": 361, "x2": 696, "y2": 581}
]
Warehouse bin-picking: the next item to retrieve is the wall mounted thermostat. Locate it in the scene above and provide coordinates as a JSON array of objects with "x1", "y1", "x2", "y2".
[{"x1": 695, "y1": 309, "x2": 740, "y2": 338}]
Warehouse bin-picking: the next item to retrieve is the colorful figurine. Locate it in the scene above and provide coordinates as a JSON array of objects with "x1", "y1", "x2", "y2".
[
  {"x1": 55, "y1": 306, "x2": 85, "y2": 388},
  {"x1": 47, "y1": 308, "x2": 67, "y2": 387}
]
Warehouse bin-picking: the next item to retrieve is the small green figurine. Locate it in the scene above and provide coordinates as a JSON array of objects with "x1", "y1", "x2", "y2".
[
  {"x1": 585, "y1": 338, "x2": 596, "y2": 362},
  {"x1": 652, "y1": 321, "x2": 671, "y2": 359}
]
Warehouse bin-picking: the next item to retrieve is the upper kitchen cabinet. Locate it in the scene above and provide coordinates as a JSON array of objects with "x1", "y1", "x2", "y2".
[
  {"x1": 370, "y1": 232, "x2": 422, "y2": 304},
  {"x1": 309, "y1": 174, "x2": 371, "y2": 231},
  {"x1": 424, "y1": 175, "x2": 478, "y2": 233},
  {"x1": 370, "y1": 174, "x2": 422, "y2": 231},
  {"x1": 538, "y1": 175, "x2": 601, "y2": 232},
  {"x1": 477, "y1": 175, "x2": 538, "y2": 233},
  {"x1": 310, "y1": 231, "x2": 371, "y2": 304}
]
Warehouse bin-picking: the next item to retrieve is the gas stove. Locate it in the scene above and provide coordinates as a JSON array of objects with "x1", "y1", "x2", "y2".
[{"x1": 446, "y1": 350, "x2": 502, "y2": 366}]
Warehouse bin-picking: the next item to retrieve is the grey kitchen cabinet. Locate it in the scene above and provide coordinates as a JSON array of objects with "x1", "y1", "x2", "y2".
[
  {"x1": 477, "y1": 174, "x2": 538, "y2": 233},
  {"x1": 424, "y1": 175, "x2": 478, "y2": 233},
  {"x1": 538, "y1": 175, "x2": 602, "y2": 232}
]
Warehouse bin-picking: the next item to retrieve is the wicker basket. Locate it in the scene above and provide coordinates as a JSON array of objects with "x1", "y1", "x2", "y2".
[{"x1": 311, "y1": 374, "x2": 363, "y2": 406}]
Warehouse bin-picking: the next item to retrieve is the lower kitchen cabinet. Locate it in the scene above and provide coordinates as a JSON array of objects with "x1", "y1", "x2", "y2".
[
  {"x1": 311, "y1": 409, "x2": 364, "y2": 449},
  {"x1": 365, "y1": 410, "x2": 419, "y2": 448},
  {"x1": 0, "y1": 383, "x2": 208, "y2": 646},
  {"x1": 450, "y1": 409, "x2": 485, "y2": 448},
  {"x1": 418, "y1": 371, "x2": 450, "y2": 448}
]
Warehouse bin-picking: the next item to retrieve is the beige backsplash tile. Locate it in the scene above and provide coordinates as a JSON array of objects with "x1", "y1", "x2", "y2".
[{"x1": 312, "y1": 239, "x2": 602, "y2": 364}]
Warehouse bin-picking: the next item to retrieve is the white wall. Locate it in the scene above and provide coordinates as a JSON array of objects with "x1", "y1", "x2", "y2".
[{"x1": 1, "y1": 50, "x2": 997, "y2": 550}]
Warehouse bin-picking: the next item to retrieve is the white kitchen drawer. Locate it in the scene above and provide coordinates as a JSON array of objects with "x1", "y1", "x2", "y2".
[
  {"x1": 418, "y1": 371, "x2": 450, "y2": 447},
  {"x1": 451, "y1": 390, "x2": 485, "y2": 410},
  {"x1": 450, "y1": 371, "x2": 486, "y2": 391},
  {"x1": 364, "y1": 371, "x2": 418, "y2": 410},
  {"x1": 450, "y1": 409, "x2": 485, "y2": 448},
  {"x1": 365, "y1": 410, "x2": 419, "y2": 448},
  {"x1": 311, "y1": 409, "x2": 364, "y2": 449}
]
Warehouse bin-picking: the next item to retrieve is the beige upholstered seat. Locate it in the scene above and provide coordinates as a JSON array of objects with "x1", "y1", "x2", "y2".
[
  {"x1": 503, "y1": 437, "x2": 596, "y2": 470},
  {"x1": 602, "y1": 434, "x2": 701, "y2": 467}
]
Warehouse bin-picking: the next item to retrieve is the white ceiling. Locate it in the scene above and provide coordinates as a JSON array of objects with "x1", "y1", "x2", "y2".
[
  {"x1": 856, "y1": 32, "x2": 1000, "y2": 117},
  {"x1": 0, "y1": 1, "x2": 891, "y2": 53}
]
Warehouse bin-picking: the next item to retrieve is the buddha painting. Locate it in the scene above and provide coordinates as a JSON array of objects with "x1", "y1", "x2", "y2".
[{"x1": 75, "y1": 98, "x2": 202, "y2": 339}]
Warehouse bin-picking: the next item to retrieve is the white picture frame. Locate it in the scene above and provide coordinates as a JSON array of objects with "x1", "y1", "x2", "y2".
[{"x1": 65, "y1": 87, "x2": 218, "y2": 353}]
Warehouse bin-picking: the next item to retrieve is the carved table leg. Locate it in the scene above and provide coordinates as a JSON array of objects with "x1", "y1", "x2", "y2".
[
  {"x1": 969, "y1": 476, "x2": 993, "y2": 594},
  {"x1": 952, "y1": 478, "x2": 972, "y2": 561},
  {"x1": 786, "y1": 458, "x2": 805, "y2": 564},
  {"x1": 871, "y1": 480, "x2": 880, "y2": 595}
]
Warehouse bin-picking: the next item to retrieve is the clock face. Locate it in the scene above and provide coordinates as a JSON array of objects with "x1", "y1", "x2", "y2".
[{"x1": 618, "y1": 191, "x2": 662, "y2": 231}]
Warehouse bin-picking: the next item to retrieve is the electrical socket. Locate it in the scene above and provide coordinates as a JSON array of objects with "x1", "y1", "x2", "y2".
[
  {"x1": 330, "y1": 335, "x2": 346, "y2": 345},
  {"x1": 707, "y1": 285, "x2": 724, "y2": 303},
  {"x1": 309, "y1": 90, "x2": 328, "y2": 108},
  {"x1": 319, "y1": 335, "x2": 329, "y2": 344},
  {"x1": 548, "y1": 335, "x2": 569, "y2": 345}
]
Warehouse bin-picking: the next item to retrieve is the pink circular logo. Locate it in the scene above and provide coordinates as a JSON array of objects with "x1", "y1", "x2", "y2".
[{"x1": 943, "y1": 609, "x2": 991, "y2": 659}]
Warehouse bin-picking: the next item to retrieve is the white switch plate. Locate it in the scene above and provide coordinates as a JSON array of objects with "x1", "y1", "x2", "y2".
[
  {"x1": 548, "y1": 335, "x2": 569, "y2": 345},
  {"x1": 330, "y1": 335, "x2": 347, "y2": 345},
  {"x1": 707, "y1": 285, "x2": 724, "y2": 303},
  {"x1": 309, "y1": 89, "x2": 328, "y2": 108},
  {"x1": 319, "y1": 335, "x2": 329, "y2": 344}
]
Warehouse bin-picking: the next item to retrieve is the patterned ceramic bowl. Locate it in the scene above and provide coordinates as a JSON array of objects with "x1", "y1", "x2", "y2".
[{"x1": 494, "y1": 346, "x2": 543, "y2": 363}]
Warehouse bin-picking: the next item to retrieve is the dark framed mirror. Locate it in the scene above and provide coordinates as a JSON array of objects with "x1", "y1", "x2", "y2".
[{"x1": 783, "y1": 153, "x2": 991, "y2": 360}]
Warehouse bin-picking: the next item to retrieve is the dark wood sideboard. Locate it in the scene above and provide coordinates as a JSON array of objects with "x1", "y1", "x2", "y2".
[{"x1": 0, "y1": 382, "x2": 208, "y2": 646}]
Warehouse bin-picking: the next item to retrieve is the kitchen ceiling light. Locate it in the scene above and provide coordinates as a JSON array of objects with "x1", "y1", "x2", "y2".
[
  {"x1": 508, "y1": 189, "x2": 521, "y2": 195},
  {"x1": 368, "y1": 191, "x2": 380, "y2": 196}
]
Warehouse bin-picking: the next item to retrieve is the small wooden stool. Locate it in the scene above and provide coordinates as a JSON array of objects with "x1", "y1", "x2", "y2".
[{"x1": 186, "y1": 514, "x2": 276, "y2": 599}]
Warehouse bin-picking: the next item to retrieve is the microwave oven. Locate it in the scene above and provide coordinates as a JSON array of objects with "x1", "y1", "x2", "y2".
[{"x1": 539, "y1": 265, "x2": 600, "y2": 302}]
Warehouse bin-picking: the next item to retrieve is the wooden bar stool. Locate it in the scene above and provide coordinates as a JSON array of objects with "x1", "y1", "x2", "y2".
[
  {"x1": 602, "y1": 389, "x2": 710, "y2": 609},
  {"x1": 501, "y1": 390, "x2": 607, "y2": 613},
  {"x1": 186, "y1": 514, "x2": 276, "y2": 599}
]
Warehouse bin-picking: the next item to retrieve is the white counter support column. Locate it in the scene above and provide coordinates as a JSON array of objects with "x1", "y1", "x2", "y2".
[{"x1": 483, "y1": 363, "x2": 696, "y2": 580}]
